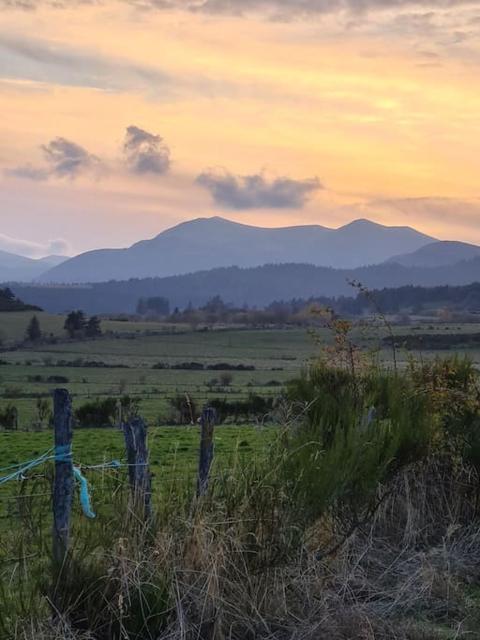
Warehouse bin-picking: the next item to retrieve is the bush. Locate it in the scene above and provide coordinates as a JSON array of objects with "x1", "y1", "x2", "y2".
[
  {"x1": 283, "y1": 361, "x2": 435, "y2": 526},
  {"x1": 0, "y1": 404, "x2": 18, "y2": 429},
  {"x1": 167, "y1": 394, "x2": 197, "y2": 424},
  {"x1": 46, "y1": 375, "x2": 69, "y2": 384},
  {"x1": 75, "y1": 396, "x2": 140, "y2": 428}
]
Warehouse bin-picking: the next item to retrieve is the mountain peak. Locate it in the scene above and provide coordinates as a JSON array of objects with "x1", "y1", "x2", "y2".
[{"x1": 37, "y1": 215, "x2": 435, "y2": 284}]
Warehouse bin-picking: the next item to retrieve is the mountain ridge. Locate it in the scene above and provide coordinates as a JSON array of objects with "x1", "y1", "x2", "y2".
[
  {"x1": 386, "y1": 241, "x2": 480, "y2": 268},
  {"x1": 38, "y1": 216, "x2": 435, "y2": 283},
  {"x1": 0, "y1": 249, "x2": 68, "y2": 281}
]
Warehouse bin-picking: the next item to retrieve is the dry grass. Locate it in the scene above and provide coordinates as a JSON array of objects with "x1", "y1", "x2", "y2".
[{"x1": 13, "y1": 457, "x2": 480, "y2": 640}]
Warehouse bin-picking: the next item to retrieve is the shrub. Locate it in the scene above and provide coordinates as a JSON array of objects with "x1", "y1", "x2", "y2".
[
  {"x1": 46, "y1": 375, "x2": 69, "y2": 384},
  {"x1": 167, "y1": 394, "x2": 197, "y2": 424},
  {"x1": 283, "y1": 361, "x2": 434, "y2": 526},
  {"x1": 75, "y1": 396, "x2": 140, "y2": 428},
  {"x1": 0, "y1": 404, "x2": 18, "y2": 429}
]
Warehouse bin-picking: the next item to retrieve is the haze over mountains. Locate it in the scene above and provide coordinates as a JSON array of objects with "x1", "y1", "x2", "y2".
[
  {"x1": 0, "y1": 250, "x2": 66, "y2": 282},
  {"x1": 38, "y1": 217, "x2": 435, "y2": 284}
]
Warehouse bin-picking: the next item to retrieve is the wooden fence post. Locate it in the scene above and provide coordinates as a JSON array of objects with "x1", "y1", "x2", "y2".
[
  {"x1": 123, "y1": 417, "x2": 152, "y2": 520},
  {"x1": 197, "y1": 407, "x2": 216, "y2": 497},
  {"x1": 52, "y1": 388, "x2": 74, "y2": 568},
  {"x1": 123, "y1": 418, "x2": 137, "y2": 490}
]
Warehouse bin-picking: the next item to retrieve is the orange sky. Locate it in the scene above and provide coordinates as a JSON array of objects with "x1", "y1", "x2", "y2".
[{"x1": 0, "y1": 1, "x2": 479, "y2": 256}]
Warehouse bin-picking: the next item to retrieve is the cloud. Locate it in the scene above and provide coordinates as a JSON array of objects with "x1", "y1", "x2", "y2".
[
  {"x1": 3, "y1": 0, "x2": 479, "y2": 16},
  {"x1": 41, "y1": 137, "x2": 99, "y2": 178},
  {"x1": 196, "y1": 169, "x2": 322, "y2": 209},
  {"x1": 0, "y1": 232, "x2": 71, "y2": 258},
  {"x1": 126, "y1": 0, "x2": 480, "y2": 17},
  {"x1": 123, "y1": 125, "x2": 171, "y2": 175},
  {"x1": 0, "y1": 32, "x2": 172, "y2": 93},
  {"x1": 47, "y1": 238, "x2": 71, "y2": 255},
  {"x1": 4, "y1": 164, "x2": 49, "y2": 180},
  {"x1": 4, "y1": 137, "x2": 99, "y2": 181},
  {"x1": 362, "y1": 197, "x2": 480, "y2": 236}
]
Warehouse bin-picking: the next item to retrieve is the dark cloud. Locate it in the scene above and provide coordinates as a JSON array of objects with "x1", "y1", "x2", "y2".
[
  {"x1": 123, "y1": 125, "x2": 171, "y2": 175},
  {"x1": 4, "y1": 137, "x2": 99, "y2": 180},
  {"x1": 196, "y1": 169, "x2": 322, "y2": 209},
  {"x1": 41, "y1": 137, "x2": 99, "y2": 178}
]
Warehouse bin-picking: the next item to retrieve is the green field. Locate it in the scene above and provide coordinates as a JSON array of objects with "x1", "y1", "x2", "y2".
[
  {"x1": 2, "y1": 311, "x2": 480, "y2": 430},
  {"x1": 0, "y1": 425, "x2": 272, "y2": 514},
  {"x1": 0, "y1": 313, "x2": 315, "y2": 427}
]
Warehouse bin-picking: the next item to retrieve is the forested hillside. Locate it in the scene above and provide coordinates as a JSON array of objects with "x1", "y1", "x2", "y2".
[{"x1": 9, "y1": 257, "x2": 480, "y2": 314}]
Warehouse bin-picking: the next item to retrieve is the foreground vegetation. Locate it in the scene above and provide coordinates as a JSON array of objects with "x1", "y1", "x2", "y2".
[
  {"x1": 1, "y1": 350, "x2": 480, "y2": 638},
  {"x1": 2, "y1": 310, "x2": 480, "y2": 637}
]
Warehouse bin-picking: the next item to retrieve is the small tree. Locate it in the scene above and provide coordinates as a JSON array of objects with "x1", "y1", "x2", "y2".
[
  {"x1": 85, "y1": 316, "x2": 102, "y2": 338},
  {"x1": 219, "y1": 372, "x2": 233, "y2": 387},
  {"x1": 26, "y1": 315, "x2": 41, "y2": 342},
  {"x1": 64, "y1": 310, "x2": 86, "y2": 339},
  {"x1": 0, "y1": 404, "x2": 18, "y2": 430}
]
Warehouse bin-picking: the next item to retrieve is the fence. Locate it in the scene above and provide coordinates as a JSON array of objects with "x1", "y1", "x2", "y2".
[{"x1": 0, "y1": 388, "x2": 219, "y2": 590}]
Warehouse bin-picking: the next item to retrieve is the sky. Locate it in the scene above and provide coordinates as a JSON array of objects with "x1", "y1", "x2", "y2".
[{"x1": 0, "y1": 0, "x2": 479, "y2": 258}]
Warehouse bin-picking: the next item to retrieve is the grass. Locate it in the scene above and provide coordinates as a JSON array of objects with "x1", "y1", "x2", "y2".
[
  {"x1": 0, "y1": 425, "x2": 272, "y2": 483},
  {"x1": 4, "y1": 312, "x2": 480, "y2": 426},
  {"x1": 0, "y1": 312, "x2": 182, "y2": 344}
]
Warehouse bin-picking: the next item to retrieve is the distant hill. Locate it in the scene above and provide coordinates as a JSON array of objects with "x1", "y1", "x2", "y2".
[
  {"x1": 0, "y1": 250, "x2": 67, "y2": 281},
  {"x1": 12, "y1": 256, "x2": 480, "y2": 314},
  {"x1": 38, "y1": 216, "x2": 434, "y2": 283},
  {"x1": 387, "y1": 241, "x2": 480, "y2": 268}
]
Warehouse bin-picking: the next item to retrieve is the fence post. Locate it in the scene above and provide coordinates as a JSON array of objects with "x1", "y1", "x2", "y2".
[
  {"x1": 52, "y1": 388, "x2": 74, "y2": 568},
  {"x1": 123, "y1": 417, "x2": 152, "y2": 520},
  {"x1": 197, "y1": 407, "x2": 216, "y2": 497},
  {"x1": 123, "y1": 418, "x2": 136, "y2": 490}
]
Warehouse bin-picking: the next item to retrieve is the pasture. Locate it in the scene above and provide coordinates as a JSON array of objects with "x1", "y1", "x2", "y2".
[{"x1": 2, "y1": 311, "x2": 480, "y2": 428}]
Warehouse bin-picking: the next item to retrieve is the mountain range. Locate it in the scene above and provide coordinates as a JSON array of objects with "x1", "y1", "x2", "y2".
[
  {"x1": 0, "y1": 250, "x2": 66, "y2": 282},
  {"x1": 3, "y1": 218, "x2": 480, "y2": 307},
  {"x1": 37, "y1": 216, "x2": 435, "y2": 283}
]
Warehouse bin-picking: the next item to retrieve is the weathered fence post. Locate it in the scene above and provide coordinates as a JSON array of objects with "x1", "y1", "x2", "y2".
[
  {"x1": 123, "y1": 417, "x2": 152, "y2": 520},
  {"x1": 197, "y1": 407, "x2": 216, "y2": 497},
  {"x1": 116, "y1": 398, "x2": 123, "y2": 429},
  {"x1": 52, "y1": 388, "x2": 74, "y2": 567}
]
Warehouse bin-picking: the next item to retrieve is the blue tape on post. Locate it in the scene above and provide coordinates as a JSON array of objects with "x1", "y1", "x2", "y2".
[{"x1": 55, "y1": 444, "x2": 72, "y2": 463}]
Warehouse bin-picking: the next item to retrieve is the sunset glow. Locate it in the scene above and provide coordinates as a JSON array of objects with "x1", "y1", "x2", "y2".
[{"x1": 1, "y1": 1, "x2": 480, "y2": 256}]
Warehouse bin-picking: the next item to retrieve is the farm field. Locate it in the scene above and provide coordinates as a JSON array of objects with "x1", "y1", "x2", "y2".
[
  {"x1": 0, "y1": 425, "x2": 273, "y2": 520},
  {"x1": 3, "y1": 311, "x2": 480, "y2": 428}
]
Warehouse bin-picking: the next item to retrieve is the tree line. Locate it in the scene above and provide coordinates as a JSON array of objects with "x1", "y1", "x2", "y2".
[{"x1": 25, "y1": 310, "x2": 103, "y2": 343}]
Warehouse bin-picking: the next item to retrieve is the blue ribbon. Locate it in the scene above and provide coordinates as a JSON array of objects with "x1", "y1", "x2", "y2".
[{"x1": 74, "y1": 467, "x2": 96, "y2": 519}]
